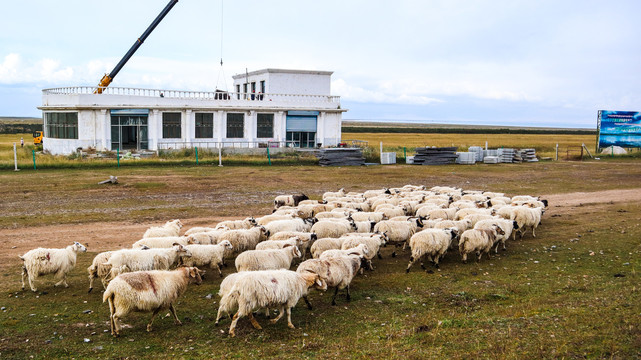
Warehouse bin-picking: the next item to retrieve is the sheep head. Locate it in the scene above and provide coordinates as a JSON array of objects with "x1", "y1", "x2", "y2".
[{"x1": 73, "y1": 242, "x2": 88, "y2": 253}]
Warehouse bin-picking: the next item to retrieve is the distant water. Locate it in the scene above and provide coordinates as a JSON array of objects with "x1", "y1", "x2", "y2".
[{"x1": 343, "y1": 118, "x2": 593, "y2": 130}]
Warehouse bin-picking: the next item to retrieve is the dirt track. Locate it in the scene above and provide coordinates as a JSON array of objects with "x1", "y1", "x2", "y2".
[{"x1": 2, "y1": 188, "x2": 641, "y2": 272}]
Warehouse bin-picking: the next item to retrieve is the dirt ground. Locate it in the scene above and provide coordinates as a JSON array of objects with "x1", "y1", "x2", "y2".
[{"x1": 2, "y1": 188, "x2": 641, "y2": 273}]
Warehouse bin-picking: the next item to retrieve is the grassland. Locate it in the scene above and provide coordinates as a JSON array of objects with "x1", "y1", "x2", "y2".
[
  {"x1": 0, "y1": 127, "x2": 640, "y2": 358},
  {"x1": 0, "y1": 159, "x2": 640, "y2": 359}
]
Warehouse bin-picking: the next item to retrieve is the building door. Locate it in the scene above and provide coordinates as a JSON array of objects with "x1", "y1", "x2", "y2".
[
  {"x1": 286, "y1": 111, "x2": 318, "y2": 148},
  {"x1": 110, "y1": 109, "x2": 149, "y2": 151}
]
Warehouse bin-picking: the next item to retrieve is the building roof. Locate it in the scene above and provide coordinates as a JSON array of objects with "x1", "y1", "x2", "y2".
[{"x1": 232, "y1": 68, "x2": 333, "y2": 79}]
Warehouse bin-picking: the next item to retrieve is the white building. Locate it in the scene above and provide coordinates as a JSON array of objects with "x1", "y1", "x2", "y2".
[{"x1": 39, "y1": 69, "x2": 345, "y2": 155}]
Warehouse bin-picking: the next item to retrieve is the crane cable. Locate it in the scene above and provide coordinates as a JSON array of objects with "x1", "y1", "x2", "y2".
[{"x1": 215, "y1": 0, "x2": 228, "y2": 92}]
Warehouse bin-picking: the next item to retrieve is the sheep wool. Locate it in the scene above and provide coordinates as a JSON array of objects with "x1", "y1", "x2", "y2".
[
  {"x1": 406, "y1": 228, "x2": 457, "y2": 272},
  {"x1": 103, "y1": 267, "x2": 202, "y2": 336},
  {"x1": 142, "y1": 219, "x2": 183, "y2": 238},
  {"x1": 235, "y1": 246, "x2": 302, "y2": 272},
  {"x1": 297, "y1": 254, "x2": 366, "y2": 305},
  {"x1": 20, "y1": 241, "x2": 87, "y2": 292},
  {"x1": 180, "y1": 241, "x2": 233, "y2": 277}
]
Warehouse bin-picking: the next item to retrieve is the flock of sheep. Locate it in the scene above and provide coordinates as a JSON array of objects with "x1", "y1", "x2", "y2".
[{"x1": 19, "y1": 185, "x2": 547, "y2": 338}]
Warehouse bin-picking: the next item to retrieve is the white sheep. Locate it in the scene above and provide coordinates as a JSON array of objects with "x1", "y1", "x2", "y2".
[
  {"x1": 218, "y1": 226, "x2": 269, "y2": 254},
  {"x1": 310, "y1": 219, "x2": 355, "y2": 239},
  {"x1": 406, "y1": 228, "x2": 458, "y2": 272},
  {"x1": 512, "y1": 206, "x2": 544, "y2": 239},
  {"x1": 474, "y1": 218, "x2": 518, "y2": 252},
  {"x1": 296, "y1": 254, "x2": 367, "y2": 305},
  {"x1": 314, "y1": 211, "x2": 349, "y2": 220},
  {"x1": 142, "y1": 219, "x2": 183, "y2": 238},
  {"x1": 341, "y1": 234, "x2": 387, "y2": 270},
  {"x1": 132, "y1": 236, "x2": 195, "y2": 249},
  {"x1": 215, "y1": 217, "x2": 257, "y2": 230},
  {"x1": 88, "y1": 250, "x2": 114, "y2": 293},
  {"x1": 455, "y1": 207, "x2": 494, "y2": 221},
  {"x1": 267, "y1": 231, "x2": 317, "y2": 259},
  {"x1": 104, "y1": 244, "x2": 192, "y2": 281},
  {"x1": 352, "y1": 220, "x2": 376, "y2": 233},
  {"x1": 217, "y1": 269, "x2": 327, "y2": 336},
  {"x1": 256, "y1": 213, "x2": 296, "y2": 226},
  {"x1": 180, "y1": 241, "x2": 233, "y2": 277},
  {"x1": 103, "y1": 267, "x2": 202, "y2": 336},
  {"x1": 319, "y1": 243, "x2": 370, "y2": 259},
  {"x1": 422, "y1": 207, "x2": 458, "y2": 220},
  {"x1": 235, "y1": 246, "x2": 302, "y2": 272},
  {"x1": 264, "y1": 218, "x2": 313, "y2": 237},
  {"x1": 184, "y1": 226, "x2": 216, "y2": 235},
  {"x1": 375, "y1": 205, "x2": 407, "y2": 219},
  {"x1": 310, "y1": 238, "x2": 347, "y2": 259},
  {"x1": 255, "y1": 237, "x2": 311, "y2": 261},
  {"x1": 323, "y1": 188, "x2": 346, "y2": 200},
  {"x1": 349, "y1": 212, "x2": 385, "y2": 222},
  {"x1": 463, "y1": 213, "x2": 497, "y2": 227},
  {"x1": 20, "y1": 241, "x2": 87, "y2": 292},
  {"x1": 373, "y1": 218, "x2": 422, "y2": 255},
  {"x1": 458, "y1": 225, "x2": 505, "y2": 263}
]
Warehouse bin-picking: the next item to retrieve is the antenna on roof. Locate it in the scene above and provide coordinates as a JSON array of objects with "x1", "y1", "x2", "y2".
[{"x1": 215, "y1": 0, "x2": 228, "y2": 92}]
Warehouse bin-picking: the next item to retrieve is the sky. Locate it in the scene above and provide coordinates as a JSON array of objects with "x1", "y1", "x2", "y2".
[{"x1": 1, "y1": 0, "x2": 640, "y2": 128}]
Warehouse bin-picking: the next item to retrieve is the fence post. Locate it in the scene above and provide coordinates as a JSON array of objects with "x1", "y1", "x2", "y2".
[
  {"x1": 380, "y1": 142, "x2": 383, "y2": 164},
  {"x1": 195, "y1": 146, "x2": 199, "y2": 165},
  {"x1": 117, "y1": 148, "x2": 120, "y2": 168},
  {"x1": 403, "y1": 147, "x2": 406, "y2": 161},
  {"x1": 267, "y1": 147, "x2": 272, "y2": 165},
  {"x1": 555, "y1": 143, "x2": 558, "y2": 161},
  {"x1": 32, "y1": 149, "x2": 36, "y2": 170},
  {"x1": 218, "y1": 146, "x2": 223, "y2": 167},
  {"x1": 13, "y1": 143, "x2": 19, "y2": 171}
]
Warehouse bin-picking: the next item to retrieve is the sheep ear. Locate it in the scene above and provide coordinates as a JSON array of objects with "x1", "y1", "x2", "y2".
[
  {"x1": 283, "y1": 244, "x2": 293, "y2": 248},
  {"x1": 315, "y1": 278, "x2": 323, "y2": 286}
]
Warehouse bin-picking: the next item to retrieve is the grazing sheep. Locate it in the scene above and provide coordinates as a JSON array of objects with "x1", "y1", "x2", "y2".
[
  {"x1": 352, "y1": 220, "x2": 377, "y2": 233},
  {"x1": 314, "y1": 211, "x2": 350, "y2": 220},
  {"x1": 218, "y1": 226, "x2": 269, "y2": 254},
  {"x1": 215, "y1": 217, "x2": 257, "y2": 230},
  {"x1": 463, "y1": 213, "x2": 497, "y2": 227},
  {"x1": 423, "y1": 207, "x2": 458, "y2": 220},
  {"x1": 455, "y1": 207, "x2": 494, "y2": 221},
  {"x1": 255, "y1": 237, "x2": 311, "y2": 262},
  {"x1": 376, "y1": 205, "x2": 407, "y2": 219},
  {"x1": 341, "y1": 233, "x2": 386, "y2": 264},
  {"x1": 406, "y1": 228, "x2": 458, "y2": 272},
  {"x1": 20, "y1": 241, "x2": 87, "y2": 292},
  {"x1": 235, "y1": 246, "x2": 302, "y2": 272},
  {"x1": 274, "y1": 194, "x2": 309, "y2": 208},
  {"x1": 186, "y1": 228, "x2": 230, "y2": 245},
  {"x1": 311, "y1": 219, "x2": 355, "y2": 239},
  {"x1": 474, "y1": 218, "x2": 518, "y2": 252},
  {"x1": 103, "y1": 267, "x2": 202, "y2": 336},
  {"x1": 363, "y1": 188, "x2": 392, "y2": 199},
  {"x1": 310, "y1": 238, "x2": 347, "y2": 259},
  {"x1": 297, "y1": 254, "x2": 367, "y2": 305},
  {"x1": 142, "y1": 219, "x2": 183, "y2": 238},
  {"x1": 180, "y1": 241, "x2": 233, "y2": 277},
  {"x1": 265, "y1": 218, "x2": 313, "y2": 236},
  {"x1": 104, "y1": 244, "x2": 192, "y2": 281},
  {"x1": 458, "y1": 225, "x2": 505, "y2": 263},
  {"x1": 217, "y1": 269, "x2": 327, "y2": 336}
]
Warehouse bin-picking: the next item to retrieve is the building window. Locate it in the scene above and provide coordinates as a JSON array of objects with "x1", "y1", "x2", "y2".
[
  {"x1": 45, "y1": 112, "x2": 78, "y2": 139},
  {"x1": 162, "y1": 112, "x2": 181, "y2": 138},
  {"x1": 236, "y1": 84, "x2": 241, "y2": 99},
  {"x1": 195, "y1": 113, "x2": 213, "y2": 138},
  {"x1": 257, "y1": 113, "x2": 274, "y2": 138},
  {"x1": 260, "y1": 80, "x2": 265, "y2": 94},
  {"x1": 226, "y1": 113, "x2": 244, "y2": 138}
]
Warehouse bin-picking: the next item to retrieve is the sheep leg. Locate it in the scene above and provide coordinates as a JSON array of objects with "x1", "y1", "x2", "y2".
[
  {"x1": 248, "y1": 312, "x2": 263, "y2": 330},
  {"x1": 217, "y1": 264, "x2": 223, "y2": 278},
  {"x1": 377, "y1": 251, "x2": 382, "y2": 259},
  {"x1": 107, "y1": 295, "x2": 118, "y2": 336},
  {"x1": 147, "y1": 308, "x2": 162, "y2": 332},
  {"x1": 215, "y1": 307, "x2": 226, "y2": 325},
  {"x1": 303, "y1": 295, "x2": 313, "y2": 310},
  {"x1": 269, "y1": 307, "x2": 285, "y2": 324},
  {"x1": 532, "y1": 226, "x2": 537, "y2": 238},
  {"x1": 286, "y1": 307, "x2": 295, "y2": 329},
  {"x1": 461, "y1": 253, "x2": 468, "y2": 263},
  {"x1": 88, "y1": 273, "x2": 95, "y2": 293},
  {"x1": 331, "y1": 287, "x2": 340, "y2": 305},
  {"x1": 169, "y1": 304, "x2": 182, "y2": 326},
  {"x1": 368, "y1": 260, "x2": 374, "y2": 271},
  {"x1": 27, "y1": 270, "x2": 38, "y2": 292},
  {"x1": 406, "y1": 256, "x2": 416, "y2": 273},
  {"x1": 346, "y1": 285, "x2": 351, "y2": 301},
  {"x1": 477, "y1": 251, "x2": 483, "y2": 262},
  {"x1": 21, "y1": 266, "x2": 28, "y2": 291},
  {"x1": 54, "y1": 270, "x2": 68, "y2": 288},
  {"x1": 229, "y1": 312, "x2": 241, "y2": 337}
]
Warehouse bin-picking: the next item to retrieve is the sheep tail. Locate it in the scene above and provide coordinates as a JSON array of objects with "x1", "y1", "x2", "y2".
[
  {"x1": 458, "y1": 237, "x2": 467, "y2": 254},
  {"x1": 19, "y1": 255, "x2": 24, "y2": 261},
  {"x1": 103, "y1": 287, "x2": 114, "y2": 303}
]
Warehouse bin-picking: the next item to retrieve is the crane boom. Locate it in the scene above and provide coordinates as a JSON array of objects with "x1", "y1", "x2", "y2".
[{"x1": 95, "y1": 0, "x2": 179, "y2": 94}]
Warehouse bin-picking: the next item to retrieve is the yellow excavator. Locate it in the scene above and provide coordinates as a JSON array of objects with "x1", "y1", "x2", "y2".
[
  {"x1": 33, "y1": 130, "x2": 43, "y2": 146},
  {"x1": 95, "y1": 0, "x2": 179, "y2": 93}
]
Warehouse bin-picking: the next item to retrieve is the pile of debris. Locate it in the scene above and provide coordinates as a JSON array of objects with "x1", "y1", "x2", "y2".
[
  {"x1": 317, "y1": 148, "x2": 365, "y2": 166},
  {"x1": 412, "y1": 147, "x2": 458, "y2": 165}
]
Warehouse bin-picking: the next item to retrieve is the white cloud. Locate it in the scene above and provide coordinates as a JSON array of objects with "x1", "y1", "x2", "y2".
[{"x1": 0, "y1": 53, "x2": 75, "y2": 84}]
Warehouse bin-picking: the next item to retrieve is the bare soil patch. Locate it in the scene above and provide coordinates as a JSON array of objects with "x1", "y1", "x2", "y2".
[{"x1": 3, "y1": 188, "x2": 641, "y2": 273}]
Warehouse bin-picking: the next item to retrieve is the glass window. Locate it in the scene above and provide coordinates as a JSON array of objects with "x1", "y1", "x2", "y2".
[
  {"x1": 45, "y1": 112, "x2": 78, "y2": 139},
  {"x1": 162, "y1": 112, "x2": 181, "y2": 138},
  {"x1": 195, "y1": 113, "x2": 213, "y2": 138},
  {"x1": 226, "y1": 113, "x2": 244, "y2": 138},
  {"x1": 257, "y1": 113, "x2": 273, "y2": 138}
]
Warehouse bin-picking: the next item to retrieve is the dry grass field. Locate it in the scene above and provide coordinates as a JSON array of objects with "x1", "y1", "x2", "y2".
[{"x1": 0, "y1": 159, "x2": 640, "y2": 359}]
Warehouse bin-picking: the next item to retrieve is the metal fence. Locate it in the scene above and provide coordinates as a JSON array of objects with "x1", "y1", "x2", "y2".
[{"x1": 157, "y1": 140, "x2": 301, "y2": 150}]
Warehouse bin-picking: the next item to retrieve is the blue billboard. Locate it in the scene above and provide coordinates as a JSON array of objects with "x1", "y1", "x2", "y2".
[{"x1": 597, "y1": 110, "x2": 641, "y2": 148}]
